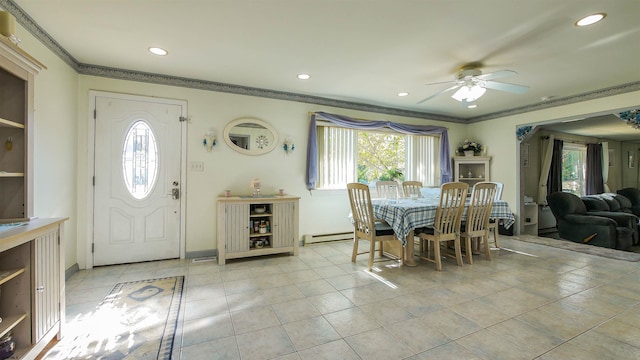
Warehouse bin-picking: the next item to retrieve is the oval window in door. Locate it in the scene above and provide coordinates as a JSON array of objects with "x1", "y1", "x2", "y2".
[{"x1": 122, "y1": 120, "x2": 158, "y2": 199}]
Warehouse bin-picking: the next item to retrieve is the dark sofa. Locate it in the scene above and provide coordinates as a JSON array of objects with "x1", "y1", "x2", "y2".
[
  {"x1": 547, "y1": 192, "x2": 633, "y2": 250},
  {"x1": 581, "y1": 193, "x2": 639, "y2": 245},
  {"x1": 617, "y1": 188, "x2": 640, "y2": 217}
]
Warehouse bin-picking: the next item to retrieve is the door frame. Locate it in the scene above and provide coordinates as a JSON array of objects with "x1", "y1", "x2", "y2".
[{"x1": 85, "y1": 91, "x2": 187, "y2": 269}]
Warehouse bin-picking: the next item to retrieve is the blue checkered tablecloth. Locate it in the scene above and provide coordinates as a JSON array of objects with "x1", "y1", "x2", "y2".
[{"x1": 372, "y1": 198, "x2": 515, "y2": 246}]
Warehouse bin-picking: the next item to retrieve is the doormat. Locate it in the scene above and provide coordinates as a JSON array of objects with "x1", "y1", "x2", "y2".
[
  {"x1": 513, "y1": 235, "x2": 640, "y2": 262},
  {"x1": 41, "y1": 276, "x2": 184, "y2": 359}
]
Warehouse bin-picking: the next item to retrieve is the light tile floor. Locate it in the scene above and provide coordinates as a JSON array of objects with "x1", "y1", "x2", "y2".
[{"x1": 58, "y1": 238, "x2": 640, "y2": 359}]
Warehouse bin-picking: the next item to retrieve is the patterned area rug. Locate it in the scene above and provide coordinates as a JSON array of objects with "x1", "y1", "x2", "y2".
[
  {"x1": 42, "y1": 276, "x2": 184, "y2": 360},
  {"x1": 514, "y1": 235, "x2": 640, "y2": 262}
]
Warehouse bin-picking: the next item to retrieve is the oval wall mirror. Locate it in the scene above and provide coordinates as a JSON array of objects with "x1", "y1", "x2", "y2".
[{"x1": 223, "y1": 117, "x2": 279, "y2": 155}]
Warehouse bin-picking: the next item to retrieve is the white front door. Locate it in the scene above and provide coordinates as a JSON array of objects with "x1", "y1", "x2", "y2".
[{"x1": 93, "y1": 94, "x2": 184, "y2": 266}]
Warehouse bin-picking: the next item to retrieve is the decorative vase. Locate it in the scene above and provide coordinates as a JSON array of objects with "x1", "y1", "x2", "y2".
[{"x1": 464, "y1": 150, "x2": 474, "y2": 157}]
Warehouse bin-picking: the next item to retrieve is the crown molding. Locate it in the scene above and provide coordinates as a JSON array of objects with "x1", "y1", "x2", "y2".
[
  {"x1": 1, "y1": 0, "x2": 79, "y2": 71},
  {"x1": 467, "y1": 81, "x2": 640, "y2": 123},
  {"x1": 76, "y1": 63, "x2": 463, "y2": 123}
]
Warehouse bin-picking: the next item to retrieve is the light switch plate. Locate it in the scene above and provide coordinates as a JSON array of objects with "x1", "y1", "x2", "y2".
[{"x1": 190, "y1": 161, "x2": 204, "y2": 171}]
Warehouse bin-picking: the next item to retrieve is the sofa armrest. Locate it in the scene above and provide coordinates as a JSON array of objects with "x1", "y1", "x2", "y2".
[
  {"x1": 564, "y1": 214, "x2": 616, "y2": 226},
  {"x1": 587, "y1": 211, "x2": 638, "y2": 227},
  {"x1": 558, "y1": 215, "x2": 617, "y2": 248}
]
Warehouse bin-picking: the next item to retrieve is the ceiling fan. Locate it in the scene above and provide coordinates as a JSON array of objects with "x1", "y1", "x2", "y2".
[{"x1": 417, "y1": 64, "x2": 529, "y2": 105}]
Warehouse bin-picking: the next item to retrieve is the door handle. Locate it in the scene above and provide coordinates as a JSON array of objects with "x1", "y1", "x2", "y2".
[{"x1": 171, "y1": 188, "x2": 180, "y2": 200}]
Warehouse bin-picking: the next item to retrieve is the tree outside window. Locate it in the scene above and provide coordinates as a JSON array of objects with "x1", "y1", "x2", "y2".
[
  {"x1": 316, "y1": 126, "x2": 438, "y2": 189},
  {"x1": 357, "y1": 132, "x2": 405, "y2": 183},
  {"x1": 562, "y1": 144, "x2": 586, "y2": 196}
]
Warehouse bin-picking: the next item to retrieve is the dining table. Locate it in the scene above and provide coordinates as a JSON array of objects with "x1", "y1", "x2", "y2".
[{"x1": 372, "y1": 195, "x2": 515, "y2": 266}]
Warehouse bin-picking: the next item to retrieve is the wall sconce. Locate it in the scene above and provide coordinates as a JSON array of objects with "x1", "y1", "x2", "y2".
[
  {"x1": 203, "y1": 131, "x2": 216, "y2": 152},
  {"x1": 0, "y1": 11, "x2": 20, "y2": 45},
  {"x1": 283, "y1": 137, "x2": 295, "y2": 154}
]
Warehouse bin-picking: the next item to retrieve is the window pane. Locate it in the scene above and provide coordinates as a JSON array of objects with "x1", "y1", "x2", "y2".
[
  {"x1": 357, "y1": 131, "x2": 405, "y2": 183},
  {"x1": 122, "y1": 121, "x2": 158, "y2": 199},
  {"x1": 316, "y1": 124, "x2": 439, "y2": 189},
  {"x1": 562, "y1": 144, "x2": 586, "y2": 196}
]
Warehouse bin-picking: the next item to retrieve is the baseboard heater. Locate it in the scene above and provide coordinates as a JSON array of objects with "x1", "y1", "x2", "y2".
[{"x1": 303, "y1": 231, "x2": 353, "y2": 245}]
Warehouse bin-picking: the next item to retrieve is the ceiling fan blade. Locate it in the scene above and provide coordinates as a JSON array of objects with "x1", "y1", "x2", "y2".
[
  {"x1": 476, "y1": 69, "x2": 517, "y2": 81},
  {"x1": 483, "y1": 80, "x2": 529, "y2": 94},
  {"x1": 416, "y1": 84, "x2": 461, "y2": 104},
  {"x1": 425, "y1": 79, "x2": 459, "y2": 86}
]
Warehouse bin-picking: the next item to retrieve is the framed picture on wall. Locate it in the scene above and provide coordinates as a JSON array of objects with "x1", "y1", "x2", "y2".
[
  {"x1": 609, "y1": 149, "x2": 614, "y2": 167},
  {"x1": 629, "y1": 151, "x2": 635, "y2": 168}
]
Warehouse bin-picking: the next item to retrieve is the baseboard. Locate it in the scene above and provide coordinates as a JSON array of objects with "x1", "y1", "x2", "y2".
[
  {"x1": 65, "y1": 263, "x2": 79, "y2": 281},
  {"x1": 186, "y1": 249, "x2": 218, "y2": 259}
]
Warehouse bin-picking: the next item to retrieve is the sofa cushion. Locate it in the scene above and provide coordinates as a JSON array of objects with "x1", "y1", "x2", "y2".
[
  {"x1": 612, "y1": 194, "x2": 634, "y2": 213},
  {"x1": 600, "y1": 193, "x2": 622, "y2": 211},
  {"x1": 548, "y1": 192, "x2": 587, "y2": 217},
  {"x1": 581, "y1": 196, "x2": 610, "y2": 212}
]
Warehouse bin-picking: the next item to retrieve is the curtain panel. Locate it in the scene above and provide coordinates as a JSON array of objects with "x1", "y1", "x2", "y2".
[
  {"x1": 586, "y1": 143, "x2": 604, "y2": 195},
  {"x1": 601, "y1": 142, "x2": 610, "y2": 192},
  {"x1": 537, "y1": 135, "x2": 554, "y2": 204},
  {"x1": 306, "y1": 111, "x2": 451, "y2": 189},
  {"x1": 547, "y1": 139, "x2": 564, "y2": 199}
]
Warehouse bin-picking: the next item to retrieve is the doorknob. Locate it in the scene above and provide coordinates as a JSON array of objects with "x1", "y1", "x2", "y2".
[{"x1": 171, "y1": 187, "x2": 180, "y2": 199}]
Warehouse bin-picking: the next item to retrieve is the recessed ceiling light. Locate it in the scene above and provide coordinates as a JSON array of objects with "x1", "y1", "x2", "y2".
[
  {"x1": 467, "y1": 104, "x2": 478, "y2": 109},
  {"x1": 575, "y1": 13, "x2": 606, "y2": 27},
  {"x1": 149, "y1": 47, "x2": 168, "y2": 56},
  {"x1": 397, "y1": 92, "x2": 409, "y2": 97},
  {"x1": 297, "y1": 74, "x2": 310, "y2": 80}
]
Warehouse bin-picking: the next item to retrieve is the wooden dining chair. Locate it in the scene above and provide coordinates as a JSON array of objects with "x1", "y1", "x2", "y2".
[
  {"x1": 402, "y1": 181, "x2": 423, "y2": 198},
  {"x1": 460, "y1": 182, "x2": 498, "y2": 264},
  {"x1": 347, "y1": 183, "x2": 403, "y2": 270},
  {"x1": 416, "y1": 182, "x2": 469, "y2": 271},
  {"x1": 485, "y1": 181, "x2": 504, "y2": 248},
  {"x1": 375, "y1": 181, "x2": 402, "y2": 199}
]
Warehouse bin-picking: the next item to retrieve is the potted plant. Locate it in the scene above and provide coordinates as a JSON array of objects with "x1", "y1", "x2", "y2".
[{"x1": 458, "y1": 140, "x2": 482, "y2": 156}]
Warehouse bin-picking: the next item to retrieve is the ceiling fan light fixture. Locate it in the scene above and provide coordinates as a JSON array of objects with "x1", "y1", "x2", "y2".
[
  {"x1": 575, "y1": 13, "x2": 606, "y2": 27},
  {"x1": 451, "y1": 85, "x2": 486, "y2": 102}
]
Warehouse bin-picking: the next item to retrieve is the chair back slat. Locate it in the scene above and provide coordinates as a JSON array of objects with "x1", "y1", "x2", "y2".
[
  {"x1": 376, "y1": 181, "x2": 402, "y2": 199},
  {"x1": 402, "y1": 181, "x2": 423, "y2": 198},
  {"x1": 347, "y1": 183, "x2": 375, "y2": 240},
  {"x1": 433, "y1": 182, "x2": 469, "y2": 238},
  {"x1": 485, "y1": 181, "x2": 504, "y2": 200},
  {"x1": 465, "y1": 182, "x2": 498, "y2": 234}
]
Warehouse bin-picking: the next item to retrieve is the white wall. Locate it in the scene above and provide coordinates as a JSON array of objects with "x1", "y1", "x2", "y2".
[
  {"x1": 16, "y1": 24, "x2": 79, "y2": 271},
  {"x1": 75, "y1": 76, "x2": 465, "y2": 268}
]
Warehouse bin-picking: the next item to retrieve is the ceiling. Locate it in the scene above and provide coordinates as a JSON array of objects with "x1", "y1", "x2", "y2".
[{"x1": 3, "y1": 0, "x2": 640, "y2": 141}]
